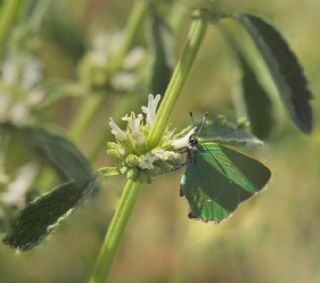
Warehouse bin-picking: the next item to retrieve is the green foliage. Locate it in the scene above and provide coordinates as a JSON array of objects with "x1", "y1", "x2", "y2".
[
  {"x1": 199, "y1": 116, "x2": 263, "y2": 147},
  {"x1": 147, "y1": 8, "x2": 174, "y2": 94},
  {"x1": 1, "y1": 124, "x2": 92, "y2": 180},
  {"x1": 236, "y1": 14, "x2": 314, "y2": 134},
  {"x1": 230, "y1": 43, "x2": 274, "y2": 139},
  {"x1": 1, "y1": 124, "x2": 99, "y2": 250},
  {"x1": 181, "y1": 143, "x2": 271, "y2": 223},
  {"x1": 3, "y1": 177, "x2": 99, "y2": 251}
]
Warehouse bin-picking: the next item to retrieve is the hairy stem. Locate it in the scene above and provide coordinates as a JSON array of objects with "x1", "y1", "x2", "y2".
[
  {"x1": 0, "y1": 0, "x2": 24, "y2": 55},
  {"x1": 69, "y1": 0, "x2": 149, "y2": 141},
  {"x1": 148, "y1": 9, "x2": 208, "y2": 148},
  {"x1": 89, "y1": 8, "x2": 208, "y2": 283},
  {"x1": 89, "y1": 180, "x2": 142, "y2": 283}
]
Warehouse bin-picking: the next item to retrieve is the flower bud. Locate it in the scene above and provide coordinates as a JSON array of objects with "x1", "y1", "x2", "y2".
[
  {"x1": 120, "y1": 166, "x2": 128, "y2": 175},
  {"x1": 106, "y1": 149, "x2": 123, "y2": 160},
  {"x1": 125, "y1": 154, "x2": 139, "y2": 167},
  {"x1": 149, "y1": 165, "x2": 162, "y2": 176},
  {"x1": 157, "y1": 162, "x2": 174, "y2": 173},
  {"x1": 126, "y1": 168, "x2": 139, "y2": 180},
  {"x1": 138, "y1": 171, "x2": 152, "y2": 184}
]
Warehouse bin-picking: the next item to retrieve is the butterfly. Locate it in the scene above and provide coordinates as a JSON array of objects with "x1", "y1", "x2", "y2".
[{"x1": 179, "y1": 114, "x2": 271, "y2": 223}]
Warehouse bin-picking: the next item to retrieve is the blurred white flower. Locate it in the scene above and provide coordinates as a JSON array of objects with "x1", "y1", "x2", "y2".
[
  {"x1": 8, "y1": 104, "x2": 30, "y2": 126},
  {"x1": 142, "y1": 94, "x2": 161, "y2": 125},
  {"x1": 0, "y1": 54, "x2": 45, "y2": 125},
  {"x1": 123, "y1": 47, "x2": 145, "y2": 69},
  {"x1": 139, "y1": 153, "x2": 158, "y2": 170},
  {"x1": 110, "y1": 72, "x2": 138, "y2": 92},
  {"x1": 26, "y1": 89, "x2": 46, "y2": 107},
  {"x1": 109, "y1": 117, "x2": 127, "y2": 141},
  {"x1": 0, "y1": 163, "x2": 39, "y2": 208},
  {"x1": 21, "y1": 57, "x2": 42, "y2": 89}
]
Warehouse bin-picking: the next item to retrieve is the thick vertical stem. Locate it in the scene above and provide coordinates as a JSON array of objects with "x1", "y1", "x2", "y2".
[
  {"x1": 89, "y1": 180, "x2": 142, "y2": 283},
  {"x1": 89, "y1": 8, "x2": 208, "y2": 283},
  {"x1": 147, "y1": 9, "x2": 208, "y2": 148}
]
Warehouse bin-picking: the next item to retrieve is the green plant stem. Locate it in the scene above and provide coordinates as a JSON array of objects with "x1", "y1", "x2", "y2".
[
  {"x1": 27, "y1": 0, "x2": 51, "y2": 34},
  {"x1": 89, "y1": 8, "x2": 208, "y2": 283},
  {"x1": 0, "y1": 0, "x2": 23, "y2": 55},
  {"x1": 69, "y1": 0, "x2": 149, "y2": 141},
  {"x1": 148, "y1": 9, "x2": 208, "y2": 148},
  {"x1": 89, "y1": 180, "x2": 142, "y2": 283}
]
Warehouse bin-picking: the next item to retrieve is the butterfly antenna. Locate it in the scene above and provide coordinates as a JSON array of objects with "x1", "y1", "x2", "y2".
[
  {"x1": 196, "y1": 112, "x2": 208, "y2": 136},
  {"x1": 189, "y1": 111, "x2": 196, "y2": 126}
]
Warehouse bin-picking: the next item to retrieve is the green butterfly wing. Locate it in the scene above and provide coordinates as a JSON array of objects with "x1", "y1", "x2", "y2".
[{"x1": 180, "y1": 142, "x2": 271, "y2": 223}]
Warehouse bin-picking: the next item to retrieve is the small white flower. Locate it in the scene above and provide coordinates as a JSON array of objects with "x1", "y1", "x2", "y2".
[
  {"x1": 142, "y1": 94, "x2": 161, "y2": 125},
  {"x1": 27, "y1": 89, "x2": 46, "y2": 107},
  {"x1": 153, "y1": 149, "x2": 181, "y2": 161},
  {"x1": 0, "y1": 163, "x2": 38, "y2": 208},
  {"x1": 109, "y1": 117, "x2": 127, "y2": 141},
  {"x1": 21, "y1": 57, "x2": 42, "y2": 89},
  {"x1": 123, "y1": 47, "x2": 145, "y2": 69},
  {"x1": 139, "y1": 153, "x2": 158, "y2": 170},
  {"x1": 88, "y1": 51, "x2": 108, "y2": 67},
  {"x1": 110, "y1": 72, "x2": 138, "y2": 92},
  {"x1": 9, "y1": 103, "x2": 30, "y2": 126},
  {"x1": 122, "y1": 112, "x2": 144, "y2": 143},
  {"x1": 172, "y1": 128, "x2": 196, "y2": 149}
]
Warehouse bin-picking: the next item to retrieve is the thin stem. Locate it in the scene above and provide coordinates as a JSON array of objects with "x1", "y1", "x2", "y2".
[
  {"x1": 69, "y1": 0, "x2": 149, "y2": 142},
  {"x1": 89, "y1": 180, "x2": 142, "y2": 283},
  {"x1": 89, "y1": 8, "x2": 208, "y2": 283},
  {"x1": 0, "y1": 0, "x2": 24, "y2": 55},
  {"x1": 27, "y1": 0, "x2": 51, "y2": 34},
  {"x1": 147, "y1": 9, "x2": 208, "y2": 148}
]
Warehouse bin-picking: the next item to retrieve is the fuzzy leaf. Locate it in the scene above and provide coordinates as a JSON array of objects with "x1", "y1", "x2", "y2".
[
  {"x1": 1, "y1": 124, "x2": 92, "y2": 180},
  {"x1": 237, "y1": 47, "x2": 274, "y2": 139},
  {"x1": 198, "y1": 116, "x2": 263, "y2": 147},
  {"x1": 3, "y1": 177, "x2": 99, "y2": 251},
  {"x1": 237, "y1": 14, "x2": 314, "y2": 133},
  {"x1": 147, "y1": 10, "x2": 174, "y2": 94}
]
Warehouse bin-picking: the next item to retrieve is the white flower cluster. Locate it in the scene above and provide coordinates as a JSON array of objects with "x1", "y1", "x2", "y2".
[
  {"x1": 0, "y1": 162, "x2": 39, "y2": 209},
  {"x1": 107, "y1": 94, "x2": 191, "y2": 183},
  {"x1": 0, "y1": 55, "x2": 45, "y2": 125},
  {"x1": 80, "y1": 31, "x2": 145, "y2": 92}
]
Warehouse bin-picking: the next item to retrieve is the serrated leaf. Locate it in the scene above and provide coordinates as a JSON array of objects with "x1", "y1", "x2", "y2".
[
  {"x1": 3, "y1": 177, "x2": 99, "y2": 251},
  {"x1": 1, "y1": 124, "x2": 92, "y2": 180},
  {"x1": 237, "y1": 46, "x2": 274, "y2": 139},
  {"x1": 236, "y1": 14, "x2": 314, "y2": 133},
  {"x1": 198, "y1": 116, "x2": 263, "y2": 147},
  {"x1": 147, "y1": 10, "x2": 174, "y2": 94}
]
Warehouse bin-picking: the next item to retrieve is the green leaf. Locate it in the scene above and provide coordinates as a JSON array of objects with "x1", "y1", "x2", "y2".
[
  {"x1": 1, "y1": 124, "x2": 92, "y2": 180},
  {"x1": 181, "y1": 142, "x2": 271, "y2": 222},
  {"x1": 0, "y1": 123, "x2": 100, "y2": 250},
  {"x1": 147, "y1": 9, "x2": 174, "y2": 94},
  {"x1": 234, "y1": 44, "x2": 274, "y2": 139},
  {"x1": 198, "y1": 116, "x2": 263, "y2": 147},
  {"x1": 3, "y1": 177, "x2": 99, "y2": 251},
  {"x1": 236, "y1": 14, "x2": 314, "y2": 134}
]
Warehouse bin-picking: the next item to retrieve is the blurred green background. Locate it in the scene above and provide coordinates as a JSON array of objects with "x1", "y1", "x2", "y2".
[{"x1": 1, "y1": 0, "x2": 320, "y2": 282}]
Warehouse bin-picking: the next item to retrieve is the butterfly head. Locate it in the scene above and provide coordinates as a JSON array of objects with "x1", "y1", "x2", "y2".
[{"x1": 188, "y1": 111, "x2": 208, "y2": 148}]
